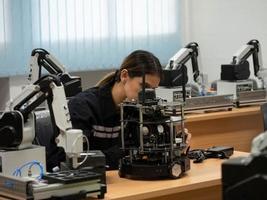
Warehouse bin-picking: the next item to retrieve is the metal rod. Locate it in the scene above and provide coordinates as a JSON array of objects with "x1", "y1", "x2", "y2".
[
  {"x1": 181, "y1": 64, "x2": 186, "y2": 102},
  {"x1": 120, "y1": 104, "x2": 125, "y2": 149},
  {"x1": 170, "y1": 120, "x2": 174, "y2": 162},
  {"x1": 142, "y1": 63, "x2": 145, "y2": 105},
  {"x1": 180, "y1": 104, "x2": 186, "y2": 143},
  {"x1": 139, "y1": 105, "x2": 144, "y2": 153}
]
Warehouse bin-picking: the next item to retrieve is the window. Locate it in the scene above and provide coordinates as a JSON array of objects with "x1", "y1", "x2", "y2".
[{"x1": 0, "y1": 0, "x2": 181, "y2": 76}]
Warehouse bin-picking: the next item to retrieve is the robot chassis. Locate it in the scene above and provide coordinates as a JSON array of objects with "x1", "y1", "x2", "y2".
[{"x1": 119, "y1": 95, "x2": 190, "y2": 179}]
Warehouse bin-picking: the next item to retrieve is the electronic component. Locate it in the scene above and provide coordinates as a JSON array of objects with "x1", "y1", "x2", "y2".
[
  {"x1": 119, "y1": 89, "x2": 190, "y2": 179},
  {"x1": 0, "y1": 146, "x2": 46, "y2": 178},
  {"x1": 217, "y1": 80, "x2": 254, "y2": 100},
  {"x1": 0, "y1": 174, "x2": 32, "y2": 199},
  {"x1": 156, "y1": 85, "x2": 192, "y2": 102}
]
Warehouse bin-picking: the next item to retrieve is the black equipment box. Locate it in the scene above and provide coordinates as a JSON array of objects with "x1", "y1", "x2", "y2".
[
  {"x1": 63, "y1": 150, "x2": 106, "y2": 195},
  {"x1": 78, "y1": 150, "x2": 106, "y2": 190},
  {"x1": 160, "y1": 67, "x2": 188, "y2": 87},
  {"x1": 60, "y1": 74, "x2": 82, "y2": 97},
  {"x1": 222, "y1": 154, "x2": 267, "y2": 200},
  {"x1": 221, "y1": 61, "x2": 250, "y2": 81},
  {"x1": 206, "y1": 146, "x2": 234, "y2": 159}
]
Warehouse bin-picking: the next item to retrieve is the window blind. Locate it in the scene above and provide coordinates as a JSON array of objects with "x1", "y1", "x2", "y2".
[{"x1": 0, "y1": 0, "x2": 181, "y2": 76}]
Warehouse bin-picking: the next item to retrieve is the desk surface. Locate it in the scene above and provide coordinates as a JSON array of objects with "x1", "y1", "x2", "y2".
[
  {"x1": 185, "y1": 106, "x2": 263, "y2": 152},
  {"x1": 186, "y1": 106, "x2": 261, "y2": 122},
  {"x1": 103, "y1": 151, "x2": 249, "y2": 200}
]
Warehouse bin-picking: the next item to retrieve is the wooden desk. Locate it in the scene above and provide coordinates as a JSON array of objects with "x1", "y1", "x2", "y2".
[
  {"x1": 102, "y1": 151, "x2": 248, "y2": 200},
  {"x1": 185, "y1": 106, "x2": 264, "y2": 152}
]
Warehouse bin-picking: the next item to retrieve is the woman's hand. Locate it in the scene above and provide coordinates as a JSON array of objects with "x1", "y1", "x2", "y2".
[
  {"x1": 184, "y1": 128, "x2": 192, "y2": 147},
  {"x1": 176, "y1": 126, "x2": 192, "y2": 146},
  {"x1": 175, "y1": 126, "x2": 192, "y2": 153}
]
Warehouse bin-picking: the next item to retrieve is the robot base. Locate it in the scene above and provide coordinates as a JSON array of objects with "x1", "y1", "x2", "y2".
[
  {"x1": 62, "y1": 150, "x2": 106, "y2": 198},
  {"x1": 119, "y1": 156, "x2": 190, "y2": 179},
  {"x1": 0, "y1": 145, "x2": 46, "y2": 177}
]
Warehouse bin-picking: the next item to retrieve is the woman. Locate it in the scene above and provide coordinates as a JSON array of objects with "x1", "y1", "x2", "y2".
[{"x1": 68, "y1": 50, "x2": 190, "y2": 169}]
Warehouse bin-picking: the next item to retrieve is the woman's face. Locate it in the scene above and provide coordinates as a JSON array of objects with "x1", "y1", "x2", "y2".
[{"x1": 123, "y1": 73, "x2": 160, "y2": 101}]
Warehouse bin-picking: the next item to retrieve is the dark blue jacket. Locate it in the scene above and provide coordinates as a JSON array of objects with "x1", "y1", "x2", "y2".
[{"x1": 68, "y1": 80, "x2": 122, "y2": 169}]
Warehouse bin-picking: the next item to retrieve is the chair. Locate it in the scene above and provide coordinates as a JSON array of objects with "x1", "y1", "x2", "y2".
[{"x1": 260, "y1": 102, "x2": 267, "y2": 131}]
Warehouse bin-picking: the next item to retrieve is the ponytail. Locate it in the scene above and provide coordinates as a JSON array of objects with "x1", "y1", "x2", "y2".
[{"x1": 95, "y1": 71, "x2": 117, "y2": 87}]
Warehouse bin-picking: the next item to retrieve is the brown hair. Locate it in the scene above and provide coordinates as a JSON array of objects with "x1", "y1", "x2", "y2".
[{"x1": 96, "y1": 50, "x2": 162, "y2": 87}]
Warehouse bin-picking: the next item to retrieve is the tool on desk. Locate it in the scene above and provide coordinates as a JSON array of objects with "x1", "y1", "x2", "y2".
[{"x1": 188, "y1": 146, "x2": 234, "y2": 163}]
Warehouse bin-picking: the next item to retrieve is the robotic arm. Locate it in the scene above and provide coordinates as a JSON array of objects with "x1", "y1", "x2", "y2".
[
  {"x1": 157, "y1": 42, "x2": 203, "y2": 102},
  {"x1": 232, "y1": 39, "x2": 263, "y2": 77},
  {"x1": 0, "y1": 75, "x2": 83, "y2": 168},
  {"x1": 29, "y1": 48, "x2": 82, "y2": 97},
  {"x1": 165, "y1": 42, "x2": 201, "y2": 83},
  {"x1": 222, "y1": 39, "x2": 267, "y2": 89}
]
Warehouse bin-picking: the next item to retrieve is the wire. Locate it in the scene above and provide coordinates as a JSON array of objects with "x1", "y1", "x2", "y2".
[
  {"x1": 29, "y1": 162, "x2": 44, "y2": 180},
  {"x1": 77, "y1": 135, "x2": 90, "y2": 167},
  {"x1": 71, "y1": 134, "x2": 90, "y2": 168},
  {"x1": 188, "y1": 149, "x2": 206, "y2": 163},
  {"x1": 12, "y1": 160, "x2": 44, "y2": 180}
]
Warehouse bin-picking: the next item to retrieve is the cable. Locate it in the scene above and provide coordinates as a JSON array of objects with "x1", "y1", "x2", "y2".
[
  {"x1": 71, "y1": 134, "x2": 90, "y2": 168},
  {"x1": 12, "y1": 160, "x2": 44, "y2": 180},
  {"x1": 29, "y1": 162, "x2": 44, "y2": 180},
  {"x1": 77, "y1": 135, "x2": 90, "y2": 167},
  {"x1": 188, "y1": 149, "x2": 206, "y2": 163},
  {"x1": 188, "y1": 146, "x2": 234, "y2": 163}
]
